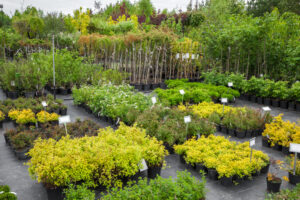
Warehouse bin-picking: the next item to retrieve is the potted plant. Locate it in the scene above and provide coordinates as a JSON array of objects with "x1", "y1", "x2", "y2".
[
  {"x1": 290, "y1": 82, "x2": 300, "y2": 111},
  {"x1": 266, "y1": 159, "x2": 287, "y2": 193},
  {"x1": 284, "y1": 156, "x2": 300, "y2": 185},
  {"x1": 0, "y1": 185, "x2": 17, "y2": 200},
  {"x1": 0, "y1": 110, "x2": 5, "y2": 128}
]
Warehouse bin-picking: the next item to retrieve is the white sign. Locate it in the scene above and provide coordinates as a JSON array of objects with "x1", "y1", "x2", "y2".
[
  {"x1": 262, "y1": 107, "x2": 271, "y2": 112},
  {"x1": 185, "y1": 53, "x2": 189, "y2": 59},
  {"x1": 59, "y1": 115, "x2": 71, "y2": 124},
  {"x1": 176, "y1": 53, "x2": 180, "y2": 59},
  {"x1": 179, "y1": 90, "x2": 185, "y2": 95},
  {"x1": 290, "y1": 143, "x2": 300, "y2": 153},
  {"x1": 260, "y1": 74, "x2": 264, "y2": 77},
  {"x1": 116, "y1": 117, "x2": 120, "y2": 125},
  {"x1": 41, "y1": 101, "x2": 47, "y2": 107},
  {"x1": 221, "y1": 98, "x2": 228, "y2": 103},
  {"x1": 151, "y1": 97, "x2": 157, "y2": 104},
  {"x1": 11, "y1": 81, "x2": 15, "y2": 86},
  {"x1": 184, "y1": 116, "x2": 191, "y2": 123},
  {"x1": 250, "y1": 138, "x2": 256, "y2": 147},
  {"x1": 228, "y1": 82, "x2": 233, "y2": 87},
  {"x1": 191, "y1": 54, "x2": 195, "y2": 60},
  {"x1": 140, "y1": 159, "x2": 148, "y2": 172}
]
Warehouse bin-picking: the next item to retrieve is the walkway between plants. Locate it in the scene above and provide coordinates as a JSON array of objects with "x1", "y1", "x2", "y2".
[{"x1": 0, "y1": 90, "x2": 298, "y2": 200}]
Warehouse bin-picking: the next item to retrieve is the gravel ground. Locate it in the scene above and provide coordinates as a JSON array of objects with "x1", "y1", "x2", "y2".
[{"x1": 0, "y1": 90, "x2": 299, "y2": 200}]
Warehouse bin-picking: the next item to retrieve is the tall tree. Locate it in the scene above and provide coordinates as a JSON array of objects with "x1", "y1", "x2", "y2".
[{"x1": 137, "y1": 0, "x2": 154, "y2": 23}]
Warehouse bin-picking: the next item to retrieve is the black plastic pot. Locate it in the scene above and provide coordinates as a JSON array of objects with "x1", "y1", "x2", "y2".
[
  {"x1": 45, "y1": 187, "x2": 64, "y2": 200},
  {"x1": 142, "y1": 84, "x2": 151, "y2": 91},
  {"x1": 288, "y1": 101, "x2": 296, "y2": 111},
  {"x1": 60, "y1": 108, "x2": 67, "y2": 115},
  {"x1": 58, "y1": 88, "x2": 68, "y2": 95},
  {"x1": 236, "y1": 130, "x2": 246, "y2": 138},
  {"x1": 221, "y1": 126, "x2": 228, "y2": 134},
  {"x1": 50, "y1": 120, "x2": 59, "y2": 126},
  {"x1": 134, "y1": 84, "x2": 143, "y2": 91},
  {"x1": 280, "y1": 100, "x2": 288, "y2": 109},
  {"x1": 217, "y1": 125, "x2": 221, "y2": 132},
  {"x1": 257, "y1": 97, "x2": 264, "y2": 104},
  {"x1": 289, "y1": 172, "x2": 300, "y2": 185},
  {"x1": 7, "y1": 91, "x2": 19, "y2": 99},
  {"x1": 0, "y1": 121, "x2": 2, "y2": 129},
  {"x1": 272, "y1": 99, "x2": 280, "y2": 107},
  {"x1": 244, "y1": 94, "x2": 251, "y2": 101},
  {"x1": 24, "y1": 91, "x2": 35, "y2": 98},
  {"x1": 164, "y1": 143, "x2": 174, "y2": 154},
  {"x1": 14, "y1": 148, "x2": 30, "y2": 160},
  {"x1": 264, "y1": 98, "x2": 272, "y2": 106},
  {"x1": 272, "y1": 143, "x2": 282, "y2": 151},
  {"x1": 281, "y1": 146, "x2": 290, "y2": 155},
  {"x1": 195, "y1": 163, "x2": 207, "y2": 173},
  {"x1": 147, "y1": 165, "x2": 162, "y2": 179},
  {"x1": 220, "y1": 176, "x2": 233, "y2": 186},
  {"x1": 179, "y1": 154, "x2": 186, "y2": 164},
  {"x1": 262, "y1": 136, "x2": 271, "y2": 148},
  {"x1": 160, "y1": 82, "x2": 167, "y2": 89},
  {"x1": 250, "y1": 95, "x2": 257, "y2": 103},
  {"x1": 296, "y1": 101, "x2": 300, "y2": 112},
  {"x1": 245, "y1": 130, "x2": 252, "y2": 138},
  {"x1": 261, "y1": 163, "x2": 270, "y2": 174},
  {"x1": 233, "y1": 175, "x2": 243, "y2": 185},
  {"x1": 228, "y1": 128, "x2": 236, "y2": 137},
  {"x1": 266, "y1": 178, "x2": 282, "y2": 193},
  {"x1": 151, "y1": 83, "x2": 160, "y2": 90},
  {"x1": 207, "y1": 168, "x2": 218, "y2": 180},
  {"x1": 4, "y1": 134, "x2": 10, "y2": 145}
]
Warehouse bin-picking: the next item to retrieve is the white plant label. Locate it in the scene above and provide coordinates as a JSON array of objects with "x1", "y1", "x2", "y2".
[
  {"x1": 116, "y1": 117, "x2": 120, "y2": 125},
  {"x1": 221, "y1": 98, "x2": 228, "y2": 103},
  {"x1": 290, "y1": 143, "x2": 300, "y2": 153},
  {"x1": 179, "y1": 90, "x2": 185, "y2": 95},
  {"x1": 0, "y1": 192, "x2": 3, "y2": 194},
  {"x1": 228, "y1": 82, "x2": 233, "y2": 87},
  {"x1": 185, "y1": 53, "x2": 189, "y2": 59},
  {"x1": 10, "y1": 192, "x2": 17, "y2": 195},
  {"x1": 59, "y1": 115, "x2": 71, "y2": 124},
  {"x1": 197, "y1": 134, "x2": 201, "y2": 139},
  {"x1": 41, "y1": 101, "x2": 47, "y2": 107},
  {"x1": 260, "y1": 74, "x2": 264, "y2": 77},
  {"x1": 11, "y1": 81, "x2": 15, "y2": 86},
  {"x1": 176, "y1": 53, "x2": 180, "y2": 59},
  {"x1": 250, "y1": 138, "x2": 256, "y2": 147},
  {"x1": 262, "y1": 107, "x2": 271, "y2": 112},
  {"x1": 151, "y1": 97, "x2": 157, "y2": 104},
  {"x1": 140, "y1": 159, "x2": 148, "y2": 172},
  {"x1": 192, "y1": 54, "x2": 195, "y2": 60},
  {"x1": 184, "y1": 116, "x2": 191, "y2": 123}
]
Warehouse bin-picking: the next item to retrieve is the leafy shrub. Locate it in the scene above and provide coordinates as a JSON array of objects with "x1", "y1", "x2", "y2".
[
  {"x1": 101, "y1": 171, "x2": 206, "y2": 200},
  {"x1": 64, "y1": 184, "x2": 95, "y2": 200},
  {"x1": 265, "y1": 183, "x2": 300, "y2": 200},
  {"x1": 0, "y1": 185, "x2": 17, "y2": 200}
]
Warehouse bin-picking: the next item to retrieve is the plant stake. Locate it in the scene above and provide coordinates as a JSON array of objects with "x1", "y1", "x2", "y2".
[
  {"x1": 289, "y1": 143, "x2": 300, "y2": 175},
  {"x1": 59, "y1": 115, "x2": 71, "y2": 135},
  {"x1": 249, "y1": 137, "x2": 256, "y2": 162}
]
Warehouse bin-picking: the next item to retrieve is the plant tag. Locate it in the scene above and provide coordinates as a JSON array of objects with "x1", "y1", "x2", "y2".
[
  {"x1": 197, "y1": 134, "x2": 201, "y2": 139},
  {"x1": 151, "y1": 97, "x2": 157, "y2": 104},
  {"x1": 182, "y1": 53, "x2": 185, "y2": 60},
  {"x1": 228, "y1": 82, "x2": 233, "y2": 87},
  {"x1": 41, "y1": 101, "x2": 47, "y2": 107},
  {"x1": 262, "y1": 107, "x2": 271, "y2": 112},
  {"x1": 176, "y1": 53, "x2": 180, "y2": 59},
  {"x1": 192, "y1": 54, "x2": 195, "y2": 60},
  {"x1": 11, "y1": 81, "x2": 15, "y2": 86},
  {"x1": 116, "y1": 117, "x2": 120, "y2": 125},
  {"x1": 0, "y1": 191, "x2": 3, "y2": 194},
  {"x1": 289, "y1": 143, "x2": 300, "y2": 153},
  {"x1": 179, "y1": 90, "x2": 185, "y2": 95},
  {"x1": 266, "y1": 134, "x2": 269, "y2": 138},
  {"x1": 250, "y1": 138, "x2": 256, "y2": 147},
  {"x1": 10, "y1": 192, "x2": 17, "y2": 195},
  {"x1": 260, "y1": 74, "x2": 263, "y2": 77},
  {"x1": 221, "y1": 98, "x2": 228, "y2": 103},
  {"x1": 184, "y1": 115, "x2": 191, "y2": 123},
  {"x1": 185, "y1": 53, "x2": 189, "y2": 59},
  {"x1": 140, "y1": 159, "x2": 148, "y2": 172},
  {"x1": 59, "y1": 115, "x2": 71, "y2": 124}
]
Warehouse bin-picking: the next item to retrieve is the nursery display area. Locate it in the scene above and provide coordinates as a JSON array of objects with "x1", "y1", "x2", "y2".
[{"x1": 0, "y1": 0, "x2": 300, "y2": 200}]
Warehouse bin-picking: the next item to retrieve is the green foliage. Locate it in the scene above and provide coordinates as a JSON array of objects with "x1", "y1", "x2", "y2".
[
  {"x1": 0, "y1": 185, "x2": 17, "y2": 200},
  {"x1": 265, "y1": 183, "x2": 300, "y2": 200},
  {"x1": 137, "y1": 0, "x2": 153, "y2": 23},
  {"x1": 101, "y1": 171, "x2": 206, "y2": 200},
  {"x1": 64, "y1": 184, "x2": 95, "y2": 200}
]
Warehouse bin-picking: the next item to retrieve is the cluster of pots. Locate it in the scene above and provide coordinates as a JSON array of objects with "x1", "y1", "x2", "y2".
[
  {"x1": 3, "y1": 90, "x2": 45, "y2": 99},
  {"x1": 179, "y1": 154, "x2": 270, "y2": 187},
  {"x1": 45, "y1": 85, "x2": 73, "y2": 95},
  {"x1": 218, "y1": 125, "x2": 263, "y2": 138},
  {"x1": 239, "y1": 94, "x2": 300, "y2": 112}
]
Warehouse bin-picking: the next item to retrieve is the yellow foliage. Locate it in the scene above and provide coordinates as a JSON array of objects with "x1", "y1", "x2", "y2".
[
  {"x1": 70, "y1": 7, "x2": 90, "y2": 35},
  {"x1": 0, "y1": 110, "x2": 5, "y2": 121}
]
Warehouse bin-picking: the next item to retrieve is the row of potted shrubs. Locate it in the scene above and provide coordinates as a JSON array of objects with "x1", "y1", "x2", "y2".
[{"x1": 202, "y1": 71, "x2": 300, "y2": 111}]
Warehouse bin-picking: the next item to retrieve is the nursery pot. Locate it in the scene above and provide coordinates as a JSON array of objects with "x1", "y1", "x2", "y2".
[
  {"x1": 262, "y1": 136, "x2": 271, "y2": 148},
  {"x1": 280, "y1": 100, "x2": 288, "y2": 109},
  {"x1": 264, "y1": 98, "x2": 272, "y2": 106},
  {"x1": 195, "y1": 163, "x2": 207, "y2": 172},
  {"x1": 266, "y1": 178, "x2": 282, "y2": 193},
  {"x1": 147, "y1": 165, "x2": 162, "y2": 179},
  {"x1": 236, "y1": 130, "x2": 246, "y2": 138},
  {"x1": 0, "y1": 121, "x2": 2, "y2": 129},
  {"x1": 142, "y1": 84, "x2": 151, "y2": 91},
  {"x1": 272, "y1": 143, "x2": 282, "y2": 151},
  {"x1": 60, "y1": 108, "x2": 67, "y2": 115},
  {"x1": 164, "y1": 143, "x2": 174, "y2": 154},
  {"x1": 271, "y1": 99, "x2": 280, "y2": 107},
  {"x1": 179, "y1": 154, "x2": 186, "y2": 164},
  {"x1": 244, "y1": 93, "x2": 251, "y2": 101},
  {"x1": 221, "y1": 126, "x2": 228, "y2": 134},
  {"x1": 24, "y1": 91, "x2": 35, "y2": 98},
  {"x1": 260, "y1": 163, "x2": 270, "y2": 174},
  {"x1": 160, "y1": 82, "x2": 167, "y2": 89},
  {"x1": 288, "y1": 172, "x2": 300, "y2": 185},
  {"x1": 50, "y1": 120, "x2": 59, "y2": 126},
  {"x1": 257, "y1": 97, "x2": 264, "y2": 104},
  {"x1": 281, "y1": 146, "x2": 290, "y2": 155},
  {"x1": 233, "y1": 175, "x2": 244, "y2": 185},
  {"x1": 245, "y1": 130, "x2": 252, "y2": 138},
  {"x1": 220, "y1": 176, "x2": 233, "y2": 187},
  {"x1": 134, "y1": 84, "x2": 143, "y2": 91},
  {"x1": 288, "y1": 101, "x2": 296, "y2": 111},
  {"x1": 7, "y1": 91, "x2": 19, "y2": 99},
  {"x1": 207, "y1": 168, "x2": 218, "y2": 180},
  {"x1": 151, "y1": 83, "x2": 160, "y2": 90},
  {"x1": 296, "y1": 101, "x2": 300, "y2": 112},
  {"x1": 4, "y1": 134, "x2": 10, "y2": 145},
  {"x1": 228, "y1": 128, "x2": 236, "y2": 137},
  {"x1": 45, "y1": 186, "x2": 64, "y2": 200},
  {"x1": 14, "y1": 148, "x2": 30, "y2": 160},
  {"x1": 58, "y1": 88, "x2": 68, "y2": 95},
  {"x1": 250, "y1": 95, "x2": 257, "y2": 103}
]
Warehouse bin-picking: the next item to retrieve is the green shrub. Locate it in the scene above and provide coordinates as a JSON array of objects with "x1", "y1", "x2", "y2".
[{"x1": 64, "y1": 184, "x2": 95, "y2": 200}]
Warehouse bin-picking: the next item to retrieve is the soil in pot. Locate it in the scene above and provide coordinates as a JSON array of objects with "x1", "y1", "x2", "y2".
[
  {"x1": 147, "y1": 165, "x2": 162, "y2": 179},
  {"x1": 288, "y1": 172, "x2": 300, "y2": 185},
  {"x1": 207, "y1": 168, "x2": 218, "y2": 180},
  {"x1": 220, "y1": 176, "x2": 233, "y2": 186},
  {"x1": 266, "y1": 177, "x2": 282, "y2": 193},
  {"x1": 280, "y1": 100, "x2": 288, "y2": 109},
  {"x1": 236, "y1": 130, "x2": 246, "y2": 138}
]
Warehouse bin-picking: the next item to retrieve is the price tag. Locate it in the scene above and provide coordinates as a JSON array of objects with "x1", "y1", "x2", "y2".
[
  {"x1": 41, "y1": 101, "x2": 47, "y2": 107},
  {"x1": 228, "y1": 82, "x2": 233, "y2": 87},
  {"x1": 290, "y1": 143, "x2": 300, "y2": 153},
  {"x1": 11, "y1": 81, "x2": 15, "y2": 86},
  {"x1": 179, "y1": 90, "x2": 185, "y2": 95},
  {"x1": 151, "y1": 97, "x2": 157, "y2": 104},
  {"x1": 262, "y1": 107, "x2": 271, "y2": 112},
  {"x1": 140, "y1": 159, "x2": 148, "y2": 172},
  {"x1": 184, "y1": 115, "x2": 191, "y2": 123},
  {"x1": 221, "y1": 98, "x2": 228, "y2": 103},
  {"x1": 59, "y1": 115, "x2": 71, "y2": 124},
  {"x1": 250, "y1": 138, "x2": 256, "y2": 147}
]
